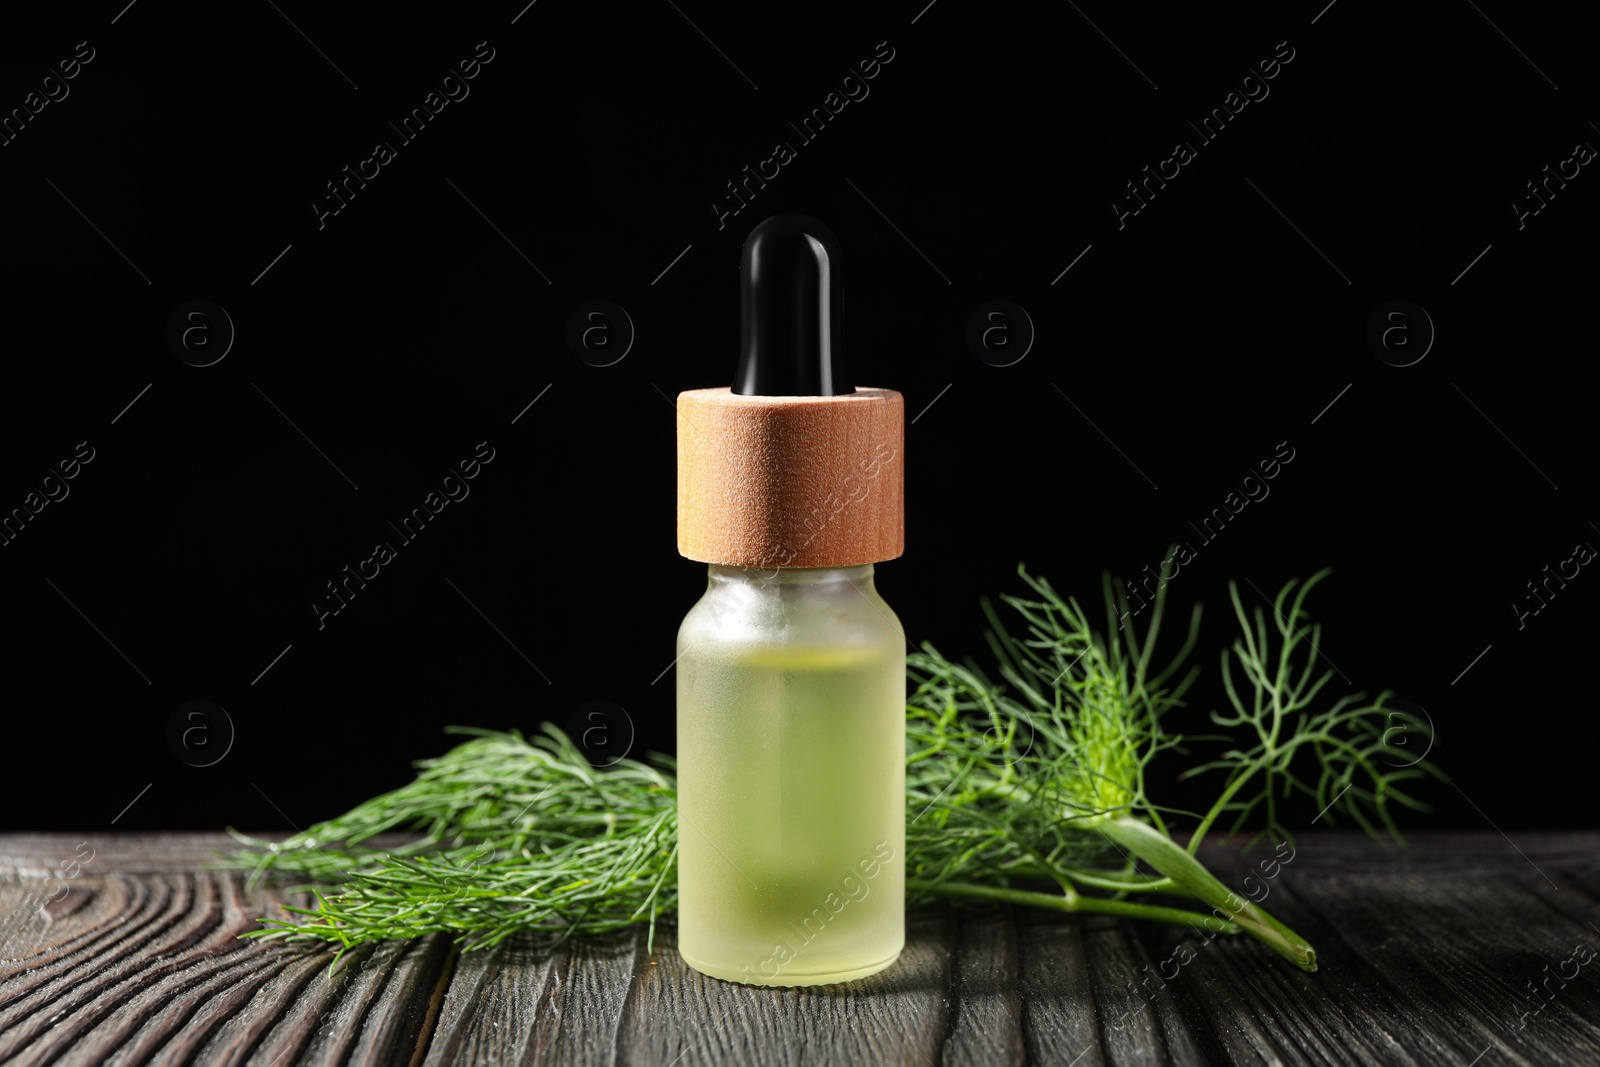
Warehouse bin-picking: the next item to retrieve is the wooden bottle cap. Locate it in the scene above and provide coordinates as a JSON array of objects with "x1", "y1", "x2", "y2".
[{"x1": 677, "y1": 387, "x2": 904, "y2": 569}]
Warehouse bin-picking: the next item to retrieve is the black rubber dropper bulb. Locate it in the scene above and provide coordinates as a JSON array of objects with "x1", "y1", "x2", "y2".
[{"x1": 731, "y1": 214, "x2": 854, "y2": 396}]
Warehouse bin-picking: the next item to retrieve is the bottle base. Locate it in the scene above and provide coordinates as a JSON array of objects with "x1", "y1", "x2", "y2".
[{"x1": 679, "y1": 947, "x2": 903, "y2": 987}]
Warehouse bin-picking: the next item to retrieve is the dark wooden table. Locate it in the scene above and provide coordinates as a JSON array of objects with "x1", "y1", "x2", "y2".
[{"x1": 2, "y1": 832, "x2": 1597, "y2": 1065}]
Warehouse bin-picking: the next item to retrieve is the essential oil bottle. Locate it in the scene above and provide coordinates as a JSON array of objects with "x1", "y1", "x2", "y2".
[{"x1": 674, "y1": 214, "x2": 906, "y2": 986}]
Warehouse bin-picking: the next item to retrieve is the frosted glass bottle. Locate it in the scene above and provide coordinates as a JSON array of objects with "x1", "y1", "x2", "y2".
[{"x1": 675, "y1": 562, "x2": 905, "y2": 985}]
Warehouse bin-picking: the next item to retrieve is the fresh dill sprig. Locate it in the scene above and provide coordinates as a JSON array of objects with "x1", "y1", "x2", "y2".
[
  {"x1": 903, "y1": 563, "x2": 1316, "y2": 969},
  {"x1": 903, "y1": 566, "x2": 1205, "y2": 914},
  {"x1": 1181, "y1": 569, "x2": 1449, "y2": 851},
  {"x1": 228, "y1": 564, "x2": 1441, "y2": 973},
  {"x1": 227, "y1": 726, "x2": 679, "y2": 961}
]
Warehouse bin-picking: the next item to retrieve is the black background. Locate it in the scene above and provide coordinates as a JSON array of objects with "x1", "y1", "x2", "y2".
[{"x1": 1, "y1": 1, "x2": 1592, "y2": 836}]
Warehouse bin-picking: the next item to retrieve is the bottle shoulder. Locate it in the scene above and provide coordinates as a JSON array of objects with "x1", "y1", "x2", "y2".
[{"x1": 678, "y1": 570, "x2": 903, "y2": 656}]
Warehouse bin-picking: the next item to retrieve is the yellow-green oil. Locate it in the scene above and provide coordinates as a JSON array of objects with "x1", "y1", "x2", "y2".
[{"x1": 676, "y1": 639, "x2": 906, "y2": 985}]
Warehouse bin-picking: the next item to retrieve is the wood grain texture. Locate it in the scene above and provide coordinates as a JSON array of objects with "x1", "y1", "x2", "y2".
[
  {"x1": 2, "y1": 832, "x2": 1598, "y2": 1066},
  {"x1": 676, "y1": 386, "x2": 904, "y2": 569}
]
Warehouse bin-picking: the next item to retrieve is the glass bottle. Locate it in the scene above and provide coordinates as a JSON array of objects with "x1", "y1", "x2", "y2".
[
  {"x1": 674, "y1": 213, "x2": 907, "y2": 986},
  {"x1": 675, "y1": 562, "x2": 905, "y2": 985}
]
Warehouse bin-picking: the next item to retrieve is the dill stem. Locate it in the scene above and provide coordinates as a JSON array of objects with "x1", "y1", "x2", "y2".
[
  {"x1": 1186, "y1": 759, "x2": 1266, "y2": 855},
  {"x1": 1057, "y1": 868, "x2": 1181, "y2": 894},
  {"x1": 1099, "y1": 816, "x2": 1316, "y2": 972},
  {"x1": 904, "y1": 879, "x2": 1241, "y2": 934}
]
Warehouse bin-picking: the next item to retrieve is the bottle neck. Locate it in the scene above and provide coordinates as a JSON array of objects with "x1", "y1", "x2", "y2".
[{"x1": 707, "y1": 562, "x2": 875, "y2": 588}]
